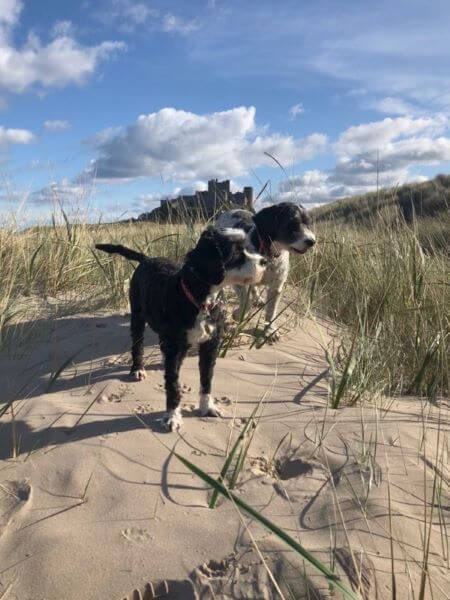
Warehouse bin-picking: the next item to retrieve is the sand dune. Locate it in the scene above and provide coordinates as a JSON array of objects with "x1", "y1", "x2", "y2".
[{"x1": 0, "y1": 311, "x2": 448, "y2": 599}]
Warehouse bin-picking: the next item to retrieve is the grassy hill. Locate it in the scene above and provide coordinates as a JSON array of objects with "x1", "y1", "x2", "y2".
[
  {"x1": 312, "y1": 173, "x2": 449, "y2": 224},
  {"x1": 311, "y1": 174, "x2": 449, "y2": 252}
]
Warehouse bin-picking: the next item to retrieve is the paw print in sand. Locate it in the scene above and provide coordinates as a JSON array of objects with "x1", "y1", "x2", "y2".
[{"x1": 121, "y1": 527, "x2": 153, "y2": 545}]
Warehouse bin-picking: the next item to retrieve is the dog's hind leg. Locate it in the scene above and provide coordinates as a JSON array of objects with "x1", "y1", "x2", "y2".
[
  {"x1": 130, "y1": 311, "x2": 147, "y2": 381},
  {"x1": 251, "y1": 285, "x2": 265, "y2": 307},
  {"x1": 160, "y1": 340, "x2": 188, "y2": 431},
  {"x1": 198, "y1": 338, "x2": 221, "y2": 417}
]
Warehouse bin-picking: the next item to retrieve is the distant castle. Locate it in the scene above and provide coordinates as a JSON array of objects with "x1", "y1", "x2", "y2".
[{"x1": 136, "y1": 179, "x2": 254, "y2": 223}]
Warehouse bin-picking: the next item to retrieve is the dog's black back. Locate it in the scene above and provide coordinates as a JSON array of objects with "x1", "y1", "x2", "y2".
[
  {"x1": 95, "y1": 243, "x2": 195, "y2": 336},
  {"x1": 129, "y1": 257, "x2": 209, "y2": 338}
]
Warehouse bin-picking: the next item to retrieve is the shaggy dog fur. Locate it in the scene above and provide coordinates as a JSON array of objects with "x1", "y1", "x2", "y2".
[
  {"x1": 216, "y1": 202, "x2": 316, "y2": 339},
  {"x1": 95, "y1": 227, "x2": 266, "y2": 431}
]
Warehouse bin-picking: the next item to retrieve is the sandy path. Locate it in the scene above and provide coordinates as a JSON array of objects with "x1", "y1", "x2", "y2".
[{"x1": 0, "y1": 312, "x2": 448, "y2": 599}]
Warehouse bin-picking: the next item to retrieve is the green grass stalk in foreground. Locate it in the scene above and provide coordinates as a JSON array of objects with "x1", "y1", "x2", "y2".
[
  {"x1": 208, "y1": 402, "x2": 259, "y2": 508},
  {"x1": 174, "y1": 449, "x2": 362, "y2": 600},
  {"x1": 133, "y1": 412, "x2": 360, "y2": 599}
]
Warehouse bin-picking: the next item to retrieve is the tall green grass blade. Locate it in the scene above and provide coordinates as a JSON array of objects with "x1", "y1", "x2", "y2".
[
  {"x1": 229, "y1": 418, "x2": 258, "y2": 490},
  {"x1": 174, "y1": 450, "x2": 362, "y2": 600},
  {"x1": 411, "y1": 333, "x2": 441, "y2": 394},
  {"x1": 209, "y1": 402, "x2": 259, "y2": 508}
]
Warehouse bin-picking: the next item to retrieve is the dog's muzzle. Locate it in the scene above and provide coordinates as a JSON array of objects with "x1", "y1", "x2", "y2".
[{"x1": 290, "y1": 236, "x2": 316, "y2": 255}]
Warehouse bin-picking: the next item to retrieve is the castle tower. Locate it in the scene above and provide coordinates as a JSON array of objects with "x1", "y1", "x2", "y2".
[{"x1": 243, "y1": 186, "x2": 254, "y2": 209}]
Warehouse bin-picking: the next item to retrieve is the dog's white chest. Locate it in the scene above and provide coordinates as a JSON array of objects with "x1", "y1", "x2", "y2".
[
  {"x1": 260, "y1": 250, "x2": 290, "y2": 286},
  {"x1": 187, "y1": 313, "x2": 216, "y2": 346}
]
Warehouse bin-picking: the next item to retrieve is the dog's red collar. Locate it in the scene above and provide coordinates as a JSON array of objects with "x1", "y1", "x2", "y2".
[{"x1": 180, "y1": 279, "x2": 215, "y2": 314}]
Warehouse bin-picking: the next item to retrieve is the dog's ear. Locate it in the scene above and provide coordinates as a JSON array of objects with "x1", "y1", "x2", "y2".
[
  {"x1": 252, "y1": 205, "x2": 284, "y2": 258},
  {"x1": 186, "y1": 228, "x2": 226, "y2": 285},
  {"x1": 253, "y1": 205, "x2": 278, "y2": 241}
]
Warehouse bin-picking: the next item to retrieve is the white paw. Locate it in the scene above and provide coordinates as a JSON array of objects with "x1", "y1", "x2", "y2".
[
  {"x1": 264, "y1": 324, "x2": 280, "y2": 341},
  {"x1": 130, "y1": 368, "x2": 147, "y2": 381},
  {"x1": 199, "y1": 394, "x2": 221, "y2": 417},
  {"x1": 162, "y1": 408, "x2": 183, "y2": 432}
]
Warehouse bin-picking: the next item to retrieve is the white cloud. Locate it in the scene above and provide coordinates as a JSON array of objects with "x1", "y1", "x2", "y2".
[
  {"x1": 0, "y1": 0, "x2": 22, "y2": 26},
  {"x1": 121, "y1": 2, "x2": 157, "y2": 25},
  {"x1": 28, "y1": 158, "x2": 51, "y2": 169},
  {"x1": 277, "y1": 167, "x2": 428, "y2": 205},
  {"x1": 134, "y1": 181, "x2": 207, "y2": 210},
  {"x1": 43, "y1": 119, "x2": 71, "y2": 132},
  {"x1": 368, "y1": 96, "x2": 418, "y2": 116},
  {"x1": 185, "y1": 2, "x2": 450, "y2": 113},
  {"x1": 276, "y1": 114, "x2": 450, "y2": 204},
  {"x1": 173, "y1": 180, "x2": 208, "y2": 195},
  {"x1": 86, "y1": 126, "x2": 123, "y2": 148},
  {"x1": 93, "y1": 2, "x2": 196, "y2": 35},
  {"x1": 86, "y1": 106, "x2": 328, "y2": 182},
  {"x1": 278, "y1": 170, "x2": 346, "y2": 204},
  {"x1": 308, "y1": 12, "x2": 450, "y2": 111},
  {"x1": 50, "y1": 20, "x2": 74, "y2": 38},
  {"x1": 380, "y1": 136, "x2": 450, "y2": 168},
  {"x1": 0, "y1": 1, "x2": 125, "y2": 94},
  {"x1": 30, "y1": 178, "x2": 94, "y2": 206},
  {"x1": 0, "y1": 190, "x2": 26, "y2": 207},
  {"x1": 334, "y1": 116, "x2": 446, "y2": 157},
  {"x1": 132, "y1": 192, "x2": 170, "y2": 212},
  {"x1": 162, "y1": 14, "x2": 198, "y2": 35},
  {"x1": 99, "y1": 1, "x2": 158, "y2": 33},
  {"x1": 289, "y1": 103, "x2": 304, "y2": 119},
  {"x1": 0, "y1": 125, "x2": 34, "y2": 144}
]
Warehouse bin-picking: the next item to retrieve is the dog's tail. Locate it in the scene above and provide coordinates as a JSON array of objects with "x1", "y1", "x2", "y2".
[{"x1": 95, "y1": 243, "x2": 147, "y2": 263}]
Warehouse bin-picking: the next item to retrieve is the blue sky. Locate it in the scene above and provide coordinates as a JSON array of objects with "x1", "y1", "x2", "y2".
[{"x1": 1, "y1": 0, "x2": 450, "y2": 223}]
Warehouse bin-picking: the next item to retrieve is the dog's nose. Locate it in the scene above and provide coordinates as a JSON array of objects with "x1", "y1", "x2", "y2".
[
  {"x1": 305, "y1": 238, "x2": 315, "y2": 248},
  {"x1": 260, "y1": 257, "x2": 268, "y2": 266}
]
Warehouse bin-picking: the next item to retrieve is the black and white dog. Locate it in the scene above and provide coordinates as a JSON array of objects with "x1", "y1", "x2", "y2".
[
  {"x1": 216, "y1": 202, "x2": 316, "y2": 339},
  {"x1": 95, "y1": 227, "x2": 266, "y2": 431}
]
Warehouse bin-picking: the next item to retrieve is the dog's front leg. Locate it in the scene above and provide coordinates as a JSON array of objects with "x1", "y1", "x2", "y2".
[
  {"x1": 264, "y1": 284, "x2": 284, "y2": 340},
  {"x1": 263, "y1": 255, "x2": 289, "y2": 341},
  {"x1": 198, "y1": 338, "x2": 221, "y2": 417},
  {"x1": 160, "y1": 340, "x2": 188, "y2": 431}
]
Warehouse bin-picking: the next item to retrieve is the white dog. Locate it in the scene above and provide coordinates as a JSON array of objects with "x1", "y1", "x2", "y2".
[{"x1": 216, "y1": 202, "x2": 316, "y2": 338}]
